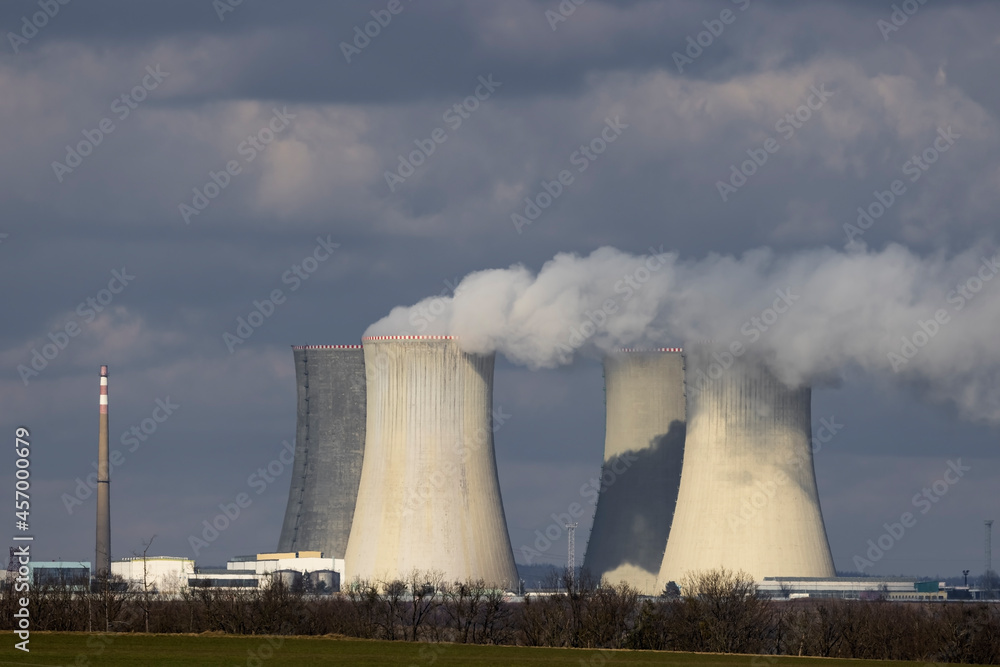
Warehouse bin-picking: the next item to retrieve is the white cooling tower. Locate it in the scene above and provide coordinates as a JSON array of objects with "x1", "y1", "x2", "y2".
[
  {"x1": 343, "y1": 336, "x2": 518, "y2": 589},
  {"x1": 656, "y1": 344, "x2": 835, "y2": 588},
  {"x1": 583, "y1": 349, "x2": 685, "y2": 594}
]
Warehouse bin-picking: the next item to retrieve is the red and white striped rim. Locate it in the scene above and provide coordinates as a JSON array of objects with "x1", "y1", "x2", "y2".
[
  {"x1": 291, "y1": 345, "x2": 363, "y2": 350},
  {"x1": 617, "y1": 347, "x2": 683, "y2": 353},
  {"x1": 362, "y1": 335, "x2": 456, "y2": 341}
]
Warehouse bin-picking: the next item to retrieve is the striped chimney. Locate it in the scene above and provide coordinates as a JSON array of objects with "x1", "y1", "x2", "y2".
[{"x1": 95, "y1": 365, "x2": 111, "y2": 580}]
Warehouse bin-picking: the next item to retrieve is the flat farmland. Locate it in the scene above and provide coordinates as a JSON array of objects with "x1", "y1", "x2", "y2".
[{"x1": 0, "y1": 633, "x2": 955, "y2": 667}]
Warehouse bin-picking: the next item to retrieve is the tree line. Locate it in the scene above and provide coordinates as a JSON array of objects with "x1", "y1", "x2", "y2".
[{"x1": 1, "y1": 568, "x2": 997, "y2": 663}]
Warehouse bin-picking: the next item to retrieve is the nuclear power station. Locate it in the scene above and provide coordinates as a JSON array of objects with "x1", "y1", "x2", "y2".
[
  {"x1": 278, "y1": 345, "x2": 367, "y2": 560},
  {"x1": 271, "y1": 336, "x2": 840, "y2": 591},
  {"x1": 343, "y1": 336, "x2": 519, "y2": 588},
  {"x1": 74, "y1": 330, "x2": 987, "y2": 601},
  {"x1": 583, "y1": 349, "x2": 686, "y2": 595},
  {"x1": 656, "y1": 344, "x2": 836, "y2": 588}
]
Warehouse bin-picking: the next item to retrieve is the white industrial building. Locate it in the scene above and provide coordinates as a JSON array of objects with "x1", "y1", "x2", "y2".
[
  {"x1": 224, "y1": 551, "x2": 343, "y2": 591},
  {"x1": 758, "y1": 577, "x2": 946, "y2": 601},
  {"x1": 110, "y1": 551, "x2": 342, "y2": 593},
  {"x1": 112, "y1": 556, "x2": 193, "y2": 594}
]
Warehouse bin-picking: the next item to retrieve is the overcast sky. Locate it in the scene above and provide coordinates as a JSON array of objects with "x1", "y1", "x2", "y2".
[{"x1": 2, "y1": 0, "x2": 998, "y2": 580}]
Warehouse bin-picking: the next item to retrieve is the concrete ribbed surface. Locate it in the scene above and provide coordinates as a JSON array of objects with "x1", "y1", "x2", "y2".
[
  {"x1": 277, "y1": 347, "x2": 366, "y2": 559},
  {"x1": 657, "y1": 345, "x2": 835, "y2": 588},
  {"x1": 583, "y1": 351, "x2": 685, "y2": 594},
  {"x1": 344, "y1": 339, "x2": 518, "y2": 589}
]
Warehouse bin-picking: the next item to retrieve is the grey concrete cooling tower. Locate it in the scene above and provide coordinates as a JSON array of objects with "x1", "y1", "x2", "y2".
[
  {"x1": 277, "y1": 345, "x2": 366, "y2": 559},
  {"x1": 656, "y1": 344, "x2": 835, "y2": 588},
  {"x1": 583, "y1": 348, "x2": 685, "y2": 595},
  {"x1": 344, "y1": 336, "x2": 518, "y2": 589}
]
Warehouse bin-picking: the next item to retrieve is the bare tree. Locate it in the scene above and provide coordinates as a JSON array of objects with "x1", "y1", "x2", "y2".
[
  {"x1": 579, "y1": 581, "x2": 639, "y2": 648},
  {"x1": 678, "y1": 568, "x2": 771, "y2": 654},
  {"x1": 253, "y1": 576, "x2": 306, "y2": 634},
  {"x1": 405, "y1": 570, "x2": 442, "y2": 641},
  {"x1": 381, "y1": 578, "x2": 406, "y2": 640},
  {"x1": 343, "y1": 578, "x2": 381, "y2": 639},
  {"x1": 519, "y1": 591, "x2": 570, "y2": 647},
  {"x1": 626, "y1": 598, "x2": 676, "y2": 651},
  {"x1": 89, "y1": 570, "x2": 131, "y2": 633},
  {"x1": 479, "y1": 585, "x2": 514, "y2": 645},
  {"x1": 443, "y1": 579, "x2": 485, "y2": 643},
  {"x1": 135, "y1": 535, "x2": 156, "y2": 633}
]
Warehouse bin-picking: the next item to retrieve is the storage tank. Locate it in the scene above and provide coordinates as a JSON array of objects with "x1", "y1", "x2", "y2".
[
  {"x1": 344, "y1": 336, "x2": 518, "y2": 589},
  {"x1": 583, "y1": 348, "x2": 685, "y2": 594},
  {"x1": 310, "y1": 569, "x2": 339, "y2": 593},
  {"x1": 273, "y1": 569, "x2": 302, "y2": 589},
  {"x1": 657, "y1": 344, "x2": 835, "y2": 588},
  {"x1": 277, "y1": 345, "x2": 366, "y2": 560}
]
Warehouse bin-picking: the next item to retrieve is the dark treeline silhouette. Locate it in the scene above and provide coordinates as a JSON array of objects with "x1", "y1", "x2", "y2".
[{"x1": 2, "y1": 568, "x2": 998, "y2": 663}]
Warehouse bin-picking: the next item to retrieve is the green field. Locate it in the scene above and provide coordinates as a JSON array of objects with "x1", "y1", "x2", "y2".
[{"x1": 0, "y1": 633, "x2": 949, "y2": 667}]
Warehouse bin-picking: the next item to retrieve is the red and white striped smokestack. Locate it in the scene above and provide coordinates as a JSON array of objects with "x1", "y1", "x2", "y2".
[{"x1": 95, "y1": 365, "x2": 111, "y2": 580}]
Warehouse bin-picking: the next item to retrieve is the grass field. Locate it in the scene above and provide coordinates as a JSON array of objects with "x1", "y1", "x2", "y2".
[{"x1": 0, "y1": 633, "x2": 949, "y2": 667}]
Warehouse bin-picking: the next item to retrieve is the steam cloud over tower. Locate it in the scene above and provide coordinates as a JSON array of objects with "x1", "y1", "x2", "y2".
[
  {"x1": 95, "y1": 365, "x2": 111, "y2": 579},
  {"x1": 583, "y1": 349, "x2": 686, "y2": 595},
  {"x1": 657, "y1": 345, "x2": 835, "y2": 587},
  {"x1": 344, "y1": 336, "x2": 518, "y2": 588},
  {"x1": 278, "y1": 345, "x2": 367, "y2": 559}
]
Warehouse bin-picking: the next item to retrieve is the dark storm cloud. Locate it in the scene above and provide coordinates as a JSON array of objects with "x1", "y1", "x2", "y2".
[{"x1": 1, "y1": 0, "x2": 997, "y2": 576}]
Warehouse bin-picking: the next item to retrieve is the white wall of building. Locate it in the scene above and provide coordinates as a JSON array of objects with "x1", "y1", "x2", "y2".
[{"x1": 111, "y1": 557, "x2": 193, "y2": 594}]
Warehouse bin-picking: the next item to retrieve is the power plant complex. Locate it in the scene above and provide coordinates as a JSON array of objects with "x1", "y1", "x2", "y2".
[
  {"x1": 278, "y1": 337, "x2": 836, "y2": 591},
  {"x1": 78, "y1": 334, "x2": 995, "y2": 599}
]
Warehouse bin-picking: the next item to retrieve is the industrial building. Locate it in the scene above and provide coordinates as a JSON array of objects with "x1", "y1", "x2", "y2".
[
  {"x1": 583, "y1": 348, "x2": 686, "y2": 594},
  {"x1": 657, "y1": 344, "x2": 836, "y2": 588},
  {"x1": 110, "y1": 552, "x2": 341, "y2": 593},
  {"x1": 112, "y1": 557, "x2": 194, "y2": 594},
  {"x1": 28, "y1": 561, "x2": 91, "y2": 589},
  {"x1": 758, "y1": 577, "x2": 940, "y2": 600},
  {"x1": 278, "y1": 345, "x2": 367, "y2": 559},
  {"x1": 344, "y1": 336, "x2": 519, "y2": 588}
]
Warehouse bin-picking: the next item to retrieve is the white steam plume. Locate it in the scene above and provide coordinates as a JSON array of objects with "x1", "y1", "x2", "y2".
[{"x1": 365, "y1": 244, "x2": 1000, "y2": 423}]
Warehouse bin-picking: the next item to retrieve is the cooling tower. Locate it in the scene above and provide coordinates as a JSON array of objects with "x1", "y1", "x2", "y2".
[
  {"x1": 583, "y1": 349, "x2": 685, "y2": 595},
  {"x1": 344, "y1": 336, "x2": 518, "y2": 589},
  {"x1": 277, "y1": 345, "x2": 366, "y2": 560},
  {"x1": 656, "y1": 345, "x2": 835, "y2": 588}
]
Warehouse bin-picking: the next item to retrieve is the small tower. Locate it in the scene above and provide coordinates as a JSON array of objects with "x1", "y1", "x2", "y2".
[{"x1": 987, "y1": 520, "x2": 994, "y2": 574}]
